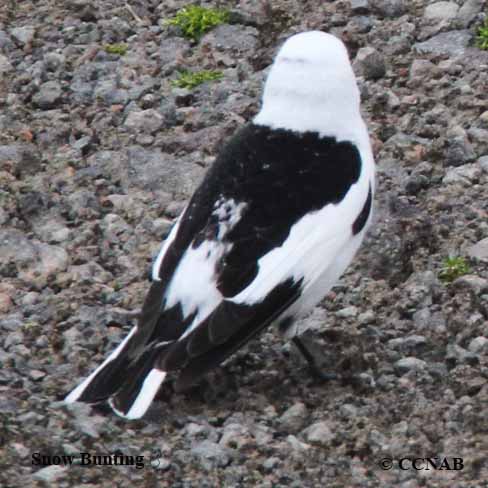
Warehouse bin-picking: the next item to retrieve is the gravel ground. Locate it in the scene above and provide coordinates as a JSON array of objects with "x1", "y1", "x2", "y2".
[{"x1": 1, "y1": 0, "x2": 488, "y2": 486}]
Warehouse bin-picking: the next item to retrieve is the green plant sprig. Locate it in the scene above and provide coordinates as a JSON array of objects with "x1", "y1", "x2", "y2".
[
  {"x1": 165, "y1": 5, "x2": 229, "y2": 41},
  {"x1": 476, "y1": 17, "x2": 488, "y2": 50},
  {"x1": 439, "y1": 256, "x2": 471, "y2": 283},
  {"x1": 171, "y1": 69, "x2": 223, "y2": 89},
  {"x1": 104, "y1": 43, "x2": 128, "y2": 55}
]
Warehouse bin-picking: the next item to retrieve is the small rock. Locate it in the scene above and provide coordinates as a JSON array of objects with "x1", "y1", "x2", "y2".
[
  {"x1": 262, "y1": 457, "x2": 280, "y2": 472},
  {"x1": 32, "y1": 465, "x2": 67, "y2": 483},
  {"x1": 443, "y1": 164, "x2": 481, "y2": 185},
  {"x1": 445, "y1": 139, "x2": 476, "y2": 167},
  {"x1": 151, "y1": 457, "x2": 171, "y2": 471},
  {"x1": 201, "y1": 24, "x2": 259, "y2": 57},
  {"x1": 468, "y1": 337, "x2": 488, "y2": 354},
  {"x1": 0, "y1": 54, "x2": 13, "y2": 74},
  {"x1": 124, "y1": 109, "x2": 164, "y2": 133},
  {"x1": 350, "y1": 0, "x2": 369, "y2": 14},
  {"x1": 480, "y1": 111, "x2": 488, "y2": 127},
  {"x1": 0, "y1": 293, "x2": 13, "y2": 313},
  {"x1": 372, "y1": 0, "x2": 405, "y2": 18},
  {"x1": 286, "y1": 434, "x2": 311, "y2": 452},
  {"x1": 29, "y1": 370, "x2": 46, "y2": 381},
  {"x1": 20, "y1": 242, "x2": 69, "y2": 287},
  {"x1": 424, "y1": 2, "x2": 459, "y2": 22},
  {"x1": 394, "y1": 357, "x2": 427, "y2": 374},
  {"x1": 339, "y1": 403, "x2": 358, "y2": 417},
  {"x1": 336, "y1": 306, "x2": 358, "y2": 318},
  {"x1": 32, "y1": 81, "x2": 63, "y2": 109},
  {"x1": 453, "y1": 275, "x2": 488, "y2": 295},
  {"x1": 467, "y1": 238, "x2": 488, "y2": 262},
  {"x1": 0, "y1": 30, "x2": 15, "y2": 51},
  {"x1": 405, "y1": 173, "x2": 429, "y2": 194},
  {"x1": 10, "y1": 26, "x2": 35, "y2": 45},
  {"x1": 0, "y1": 143, "x2": 41, "y2": 176},
  {"x1": 353, "y1": 47, "x2": 386, "y2": 80},
  {"x1": 358, "y1": 310, "x2": 376, "y2": 325},
  {"x1": 303, "y1": 421, "x2": 336, "y2": 447},
  {"x1": 477, "y1": 155, "x2": 488, "y2": 174},
  {"x1": 457, "y1": 0, "x2": 484, "y2": 27},
  {"x1": 44, "y1": 52, "x2": 65, "y2": 71},
  {"x1": 94, "y1": 81, "x2": 129, "y2": 106},
  {"x1": 388, "y1": 335, "x2": 427, "y2": 351},
  {"x1": 409, "y1": 59, "x2": 436, "y2": 80},
  {"x1": 219, "y1": 423, "x2": 250, "y2": 448},
  {"x1": 279, "y1": 402, "x2": 308, "y2": 432},
  {"x1": 446, "y1": 344, "x2": 479, "y2": 366},
  {"x1": 414, "y1": 30, "x2": 472, "y2": 57},
  {"x1": 66, "y1": 403, "x2": 105, "y2": 438},
  {"x1": 191, "y1": 440, "x2": 230, "y2": 470},
  {"x1": 12, "y1": 442, "x2": 30, "y2": 458}
]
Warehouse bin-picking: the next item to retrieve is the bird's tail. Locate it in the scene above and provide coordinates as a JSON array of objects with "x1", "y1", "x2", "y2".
[{"x1": 64, "y1": 325, "x2": 168, "y2": 419}]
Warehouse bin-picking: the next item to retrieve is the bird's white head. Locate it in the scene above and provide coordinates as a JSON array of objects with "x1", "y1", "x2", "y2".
[{"x1": 254, "y1": 31, "x2": 364, "y2": 142}]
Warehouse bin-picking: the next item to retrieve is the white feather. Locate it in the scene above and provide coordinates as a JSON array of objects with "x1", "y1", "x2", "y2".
[
  {"x1": 232, "y1": 155, "x2": 373, "y2": 310},
  {"x1": 165, "y1": 239, "x2": 225, "y2": 327},
  {"x1": 164, "y1": 198, "x2": 247, "y2": 338},
  {"x1": 65, "y1": 325, "x2": 138, "y2": 403},
  {"x1": 254, "y1": 31, "x2": 365, "y2": 147},
  {"x1": 152, "y1": 210, "x2": 186, "y2": 281},
  {"x1": 109, "y1": 369, "x2": 167, "y2": 420}
]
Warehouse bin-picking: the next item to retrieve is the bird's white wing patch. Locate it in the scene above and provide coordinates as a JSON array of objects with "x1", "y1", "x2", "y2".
[
  {"x1": 232, "y1": 174, "x2": 370, "y2": 311},
  {"x1": 165, "y1": 239, "x2": 226, "y2": 325},
  {"x1": 162, "y1": 198, "x2": 248, "y2": 339},
  {"x1": 152, "y1": 209, "x2": 186, "y2": 282}
]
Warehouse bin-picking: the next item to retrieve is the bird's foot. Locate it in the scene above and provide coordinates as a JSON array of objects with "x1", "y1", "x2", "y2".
[{"x1": 292, "y1": 336, "x2": 364, "y2": 387}]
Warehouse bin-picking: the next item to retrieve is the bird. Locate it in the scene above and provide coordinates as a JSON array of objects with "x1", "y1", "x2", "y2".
[{"x1": 65, "y1": 30, "x2": 375, "y2": 419}]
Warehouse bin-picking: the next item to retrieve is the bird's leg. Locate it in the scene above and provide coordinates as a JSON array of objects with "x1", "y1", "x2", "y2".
[{"x1": 292, "y1": 336, "x2": 339, "y2": 382}]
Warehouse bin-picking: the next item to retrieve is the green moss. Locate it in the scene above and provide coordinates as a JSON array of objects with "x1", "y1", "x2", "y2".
[
  {"x1": 439, "y1": 256, "x2": 471, "y2": 283},
  {"x1": 476, "y1": 17, "x2": 488, "y2": 50},
  {"x1": 104, "y1": 43, "x2": 128, "y2": 55},
  {"x1": 165, "y1": 5, "x2": 229, "y2": 41},
  {"x1": 172, "y1": 69, "x2": 223, "y2": 89}
]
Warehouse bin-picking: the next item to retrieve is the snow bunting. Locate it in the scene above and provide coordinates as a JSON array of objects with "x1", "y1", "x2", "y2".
[{"x1": 65, "y1": 31, "x2": 375, "y2": 419}]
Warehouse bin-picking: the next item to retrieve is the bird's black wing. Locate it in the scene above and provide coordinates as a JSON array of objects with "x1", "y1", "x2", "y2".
[{"x1": 137, "y1": 123, "x2": 362, "y2": 386}]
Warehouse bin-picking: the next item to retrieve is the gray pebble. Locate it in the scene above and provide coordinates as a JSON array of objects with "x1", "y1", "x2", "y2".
[
  {"x1": 0, "y1": 54, "x2": 13, "y2": 74},
  {"x1": 353, "y1": 47, "x2": 386, "y2": 80},
  {"x1": 424, "y1": 2, "x2": 459, "y2": 22},
  {"x1": 262, "y1": 457, "x2": 280, "y2": 471},
  {"x1": 0, "y1": 143, "x2": 41, "y2": 176},
  {"x1": 303, "y1": 421, "x2": 336, "y2": 447},
  {"x1": 372, "y1": 0, "x2": 405, "y2": 18},
  {"x1": 394, "y1": 357, "x2": 427, "y2": 374},
  {"x1": 477, "y1": 155, "x2": 488, "y2": 174},
  {"x1": 219, "y1": 423, "x2": 250, "y2": 448},
  {"x1": 443, "y1": 164, "x2": 480, "y2": 185},
  {"x1": 336, "y1": 305, "x2": 358, "y2": 318},
  {"x1": 457, "y1": 0, "x2": 484, "y2": 27},
  {"x1": 0, "y1": 30, "x2": 15, "y2": 51},
  {"x1": 32, "y1": 465, "x2": 67, "y2": 483},
  {"x1": 33, "y1": 81, "x2": 63, "y2": 109},
  {"x1": 468, "y1": 337, "x2": 488, "y2": 354},
  {"x1": 279, "y1": 402, "x2": 308, "y2": 432},
  {"x1": 191, "y1": 440, "x2": 231, "y2": 470},
  {"x1": 453, "y1": 275, "x2": 488, "y2": 295},
  {"x1": 124, "y1": 108, "x2": 164, "y2": 133},
  {"x1": 350, "y1": 0, "x2": 370, "y2": 14},
  {"x1": 467, "y1": 238, "x2": 488, "y2": 262},
  {"x1": 414, "y1": 30, "x2": 472, "y2": 57},
  {"x1": 10, "y1": 26, "x2": 35, "y2": 45}
]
